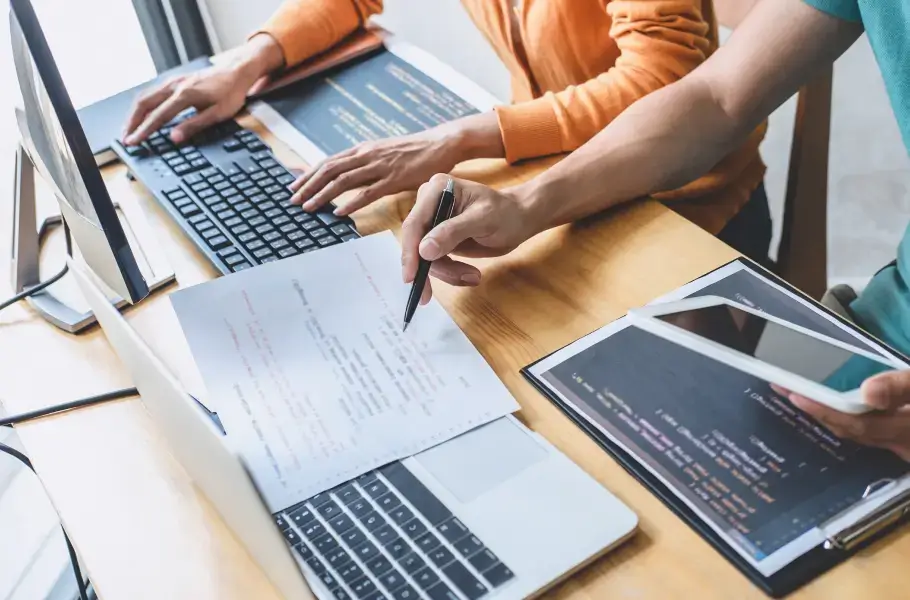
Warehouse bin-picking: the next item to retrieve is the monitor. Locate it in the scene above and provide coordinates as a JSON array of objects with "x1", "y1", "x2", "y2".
[{"x1": 9, "y1": 0, "x2": 148, "y2": 303}]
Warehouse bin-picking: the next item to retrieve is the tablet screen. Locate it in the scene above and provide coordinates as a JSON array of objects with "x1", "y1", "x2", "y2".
[{"x1": 656, "y1": 304, "x2": 896, "y2": 392}]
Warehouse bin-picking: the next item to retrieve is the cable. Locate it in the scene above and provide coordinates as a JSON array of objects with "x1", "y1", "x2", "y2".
[
  {"x1": 0, "y1": 441, "x2": 89, "y2": 600},
  {"x1": 0, "y1": 387, "x2": 138, "y2": 428},
  {"x1": 1, "y1": 220, "x2": 73, "y2": 313}
]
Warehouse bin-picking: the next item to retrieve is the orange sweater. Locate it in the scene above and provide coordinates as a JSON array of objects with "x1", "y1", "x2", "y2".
[{"x1": 258, "y1": 0, "x2": 766, "y2": 234}]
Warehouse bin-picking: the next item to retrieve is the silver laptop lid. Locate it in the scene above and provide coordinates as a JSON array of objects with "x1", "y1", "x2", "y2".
[{"x1": 71, "y1": 260, "x2": 313, "y2": 600}]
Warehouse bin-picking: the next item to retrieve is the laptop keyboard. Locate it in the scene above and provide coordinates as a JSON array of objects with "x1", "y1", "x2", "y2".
[
  {"x1": 275, "y1": 462, "x2": 515, "y2": 599},
  {"x1": 120, "y1": 111, "x2": 359, "y2": 274}
]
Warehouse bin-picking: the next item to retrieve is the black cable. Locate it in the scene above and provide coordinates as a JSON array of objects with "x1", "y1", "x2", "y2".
[
  {"x1": 1, "y1": 220, "x2": 74, "y2": 313},
  {"x1": 0, "y1": 441, "x2": 89, "y2": 600},
  {"x1": 0, "y1": 387, "x2": 139, "y2": 427}
]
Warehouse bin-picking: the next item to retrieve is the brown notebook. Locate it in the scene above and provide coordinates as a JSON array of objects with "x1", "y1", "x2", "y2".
[{"x1": 248, "y1": 29, "x2": 384, "y2": 99}]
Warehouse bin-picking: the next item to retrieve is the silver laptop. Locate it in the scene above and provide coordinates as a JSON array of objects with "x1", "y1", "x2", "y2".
[{"x1": 73, "y1": 261, "x2": 638, "y2": 600}]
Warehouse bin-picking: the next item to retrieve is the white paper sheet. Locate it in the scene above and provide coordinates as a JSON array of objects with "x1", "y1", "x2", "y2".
[{"x1": 170, "y1": 232, "x2": 519, "y2": 510}]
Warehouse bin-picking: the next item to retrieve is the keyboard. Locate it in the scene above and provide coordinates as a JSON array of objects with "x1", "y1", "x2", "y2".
[
  {"x1": 114, "y1": 111, "x2": 359, "y2": 274},
  {"x1": 275, "y1": 462, "x2": 515, "y2": 600}
]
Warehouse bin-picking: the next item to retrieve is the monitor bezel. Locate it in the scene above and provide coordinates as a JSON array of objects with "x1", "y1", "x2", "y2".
[{"x1": 9, "y1": 0, "x2": 148, "y2": 302}]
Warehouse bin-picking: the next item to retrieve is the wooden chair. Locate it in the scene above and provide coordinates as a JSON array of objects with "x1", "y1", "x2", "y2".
[{"x1": 716, "y1": 0, "x2": 833, "y2": 299}]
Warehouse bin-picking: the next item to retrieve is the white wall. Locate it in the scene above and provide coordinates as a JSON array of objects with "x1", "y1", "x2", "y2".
[{"x1": 203, "y1": 2, "x2": 910, "y2": 288}]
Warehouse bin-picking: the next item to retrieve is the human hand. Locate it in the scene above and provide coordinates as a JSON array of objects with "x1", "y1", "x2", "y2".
[
  {"x1": 777, "y1": 371, "x2": 910, "y2": 460},
  {"x1": 289, "y1": 112, "x2": 504, "y2": 216},
  {"x1": 122, "y1": 34, "x2": 283, "y2": 146},
  {"x1": 400, "y1": 174, "x2": 541, "y2": 303}
]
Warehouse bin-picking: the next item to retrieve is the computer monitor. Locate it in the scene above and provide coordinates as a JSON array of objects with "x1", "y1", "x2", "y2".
[{"x1": 9, "y1": 0, "x2": 148, "y2": 303}]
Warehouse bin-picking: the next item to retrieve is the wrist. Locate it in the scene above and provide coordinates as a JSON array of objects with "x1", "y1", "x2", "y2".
[
  {"x1": 442, "y1": 112, "x2": 505, "y2": 162},
  {"x1": 232, "y1": 34, "x2": 284, "y2": 84},
  {"x1": 507, "y1": 180, "x2": 554, "y2": 239}
]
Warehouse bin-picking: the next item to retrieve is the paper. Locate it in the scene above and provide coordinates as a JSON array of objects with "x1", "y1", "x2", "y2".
[{"x1": 170, "y1": 232, "x2": 518, "y2": 511}]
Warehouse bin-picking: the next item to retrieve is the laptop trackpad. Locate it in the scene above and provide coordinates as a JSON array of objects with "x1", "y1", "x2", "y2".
[{"x1": 414, "y1": 419, "x2": 547, "y2": 504}]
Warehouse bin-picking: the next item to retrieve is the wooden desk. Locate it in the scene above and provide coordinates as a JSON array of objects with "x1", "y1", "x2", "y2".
[{"x1": 1, "y1": 115, "x2": 907, "y2": 600}]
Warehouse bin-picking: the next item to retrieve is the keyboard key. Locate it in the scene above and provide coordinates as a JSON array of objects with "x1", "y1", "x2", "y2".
[
  {"x1": 366, "y1": 554, "x2": 393, "y2": 577},
  {"x1": 187, "y1": 213, "x2": 209, "y2": 226},
  {"x1": 243, "y1": 187, "x2": 261, "y2": 199},
  {"x1": 310, "y1": 228, "x2": 331, "y2": 240},
  {"x1": 339, "y1": 561, "x2": 366, "y2": 585},
  {"x1": 216, "y1": 210, "x2": 235, "y2": 221},
  {"x1": 427, "y1": 546, "x2": 455, "y2": 569},
  {"x1": 378, "y1": 569, "x2": 407, "y2": 593},
  {"x1": 468, "y1": 549, "x2": 497, "y2": 574},
  {"x1": 263, "y1": 231, "x2": 282, "y2": 243},
  {"x1": 264, "y1": 207, "x2": 283, "y2": 219},
  {"x1": 223, "y1": 253, "x2": 246, "y2": 267},
  {"x1": 201, "y1": 167, "x2": 219, "y2": 178},
  {"x1": 319, "y1": 571, "x2": 338, "y2": 590},
  {"x1": 313, "y1": 533, "x2": 340, "y2": 555},
  {"x1": 248, "y1": 216, "x2": 267, "y2": 227},
  {"x1": 373, "y1": 525, "x2": 397, "y2": 546},
  {"x1": 391, "y1": 584, "x2": 418, "y2": 600},
  {"x1": 385, "y1": 538, "x2": 409, "y2": 561},
  {"x1": 332, "y1": 589, "x2": 352, "y2": 600},
  {"x1": 442, "y1": 562, "x2": 487, "y2": 599},
  {"x1": 172, "y1": 197, "x2": 193, "y2": 209},
  {"x1": 306, "y1": 556, "x2": 326, "y2": 576},
  {"x1": 302, "y1": 521, "x2": 326, "y2": 540},
  {"x1": 350, "y1": 576, "x2": 377, "y2": 599},
  {"x1": 246, "y1": 239, "x2": 265, "y2": 251},
  {"x1": 251, "y1": 150, "x2": 272, "y2": 162},
  {"x1": 230, "y1": 173, "x2": 249, "y2": 183},
  {"x1": 329, "y1": 513, "x2": 356, "y2": 535},
  {"x1": 318, "y1": 236, "x2": 339, "y2": 247},
  {"x1": 334, "y1": 484, "x2": 361, "y2": 505},
  {"x1": 341, "y1": 527, "x2": 367, "y2": 549},
  {"x1": 283, "y1": 529, "x2": 302, "y2": 548},
  {"x1": 224, "y1": 193, "x2": 244, "y2": 205},
  {"x1": 262, "y1": 255, "x2": 279, "y2": 263},
  {"x1": 360, "y1": 512, "x2": 387, "y2": 532},
  {"x1": 189, "y1": 158, "x2": 208, "y2": 170},
  {"x1": 388, "y1": 506, "x2": 414, "y2": 526},
  {"x1": 483, "y1": 562, "x2": 514, "y2": 587},
  {"x1": 454, "y1": 536, "x2": 484, "y2": 558},
  {"x1": 237, "y1": 180, "x2": 254, "y2": 191},
  {"x1": 264, "y1": 184, "x2": 283, "y2": 196},
  {"x1": 331, "y1": 224, "x2": 354, "y2": 237},
  {"x1": 381, "y1": 464, "x2": 453, "y2": 527},
  {"x1": 288, "y1": 230, "x2": 308, "y2": 241},
  {"x1": 274, "y1": 513, "x2": 290, "y2": 531},
  {"x1": 325, "y1": 546, "x2": 352, "y2": 570},
  {"x1": 358, "y1": 472, "x2": 379, "y2": 485},
  {"x1": 238, "y1": 231, "x2": 258, "y2": 243},
  {"x1": 256, "y1": 224, "x2": 276, "y2": 235},
  {"x1": 293, "y1": 542, "x2": 313, "y2": 560},
  {"x1": 376, "y1": 493, "x2": 402, "y2": 513},
  {"x1": 317, "y1": 212, "x2": 342, "y2": 225},
  {"x1": 349, "y1": 498, "x2": 372, "y2": 519},
  {"x1": 402, "y1": 519, "x2": 427, "y2": 541},
  {"x1": 412, "y1": 567, "x2": 440, "y2": 591},
  {"x1": 178, "y1": 203, "x2": 201, "y2": 217},
  {"x1": 295, "y1": 238, "x2": 317, "y2": 250},
  {"x1": 192, "y1": 218, "x2": 214, "y2": 232},
  {"x1": 414, "y1": 532, "x2": 441, "y2": 554},
  {"x1": 426, "y1": 584, "x2": 459, "y2": 600},
  {"x1": 164, "y1": 187, "x2": 186, "y2": 199},
  {"x1": 184, "y1": 173, "x2": 203, "y2": 185},
  {"x1": 260, "y1": 157, "x2": 278, "y2": 169},
  {"x1": 223, "y1": 139, "x2": 243, "y2": 152},
  {"x1": 302, "y1": 219, "x2": 320, "y2": 231},
  {"x1": 273, "y1": 215, "x2": 291, "y2": 226},
  {"x1": 253, "y1": 247, "x2": 275, "y2": 261},
  {"x1": 209, "y1": 202, "x2": 228, "y2": 213},
  {"x1": 288, "y1": 504, "x2": 316, "y2": 527},
  {"x1": 258, "y1": 200, "x2": 278, "y2": 211},
  {"x1": 309, "y1": 491, "x2": 333, "y2": 508},
  {"x1": 437, "y1": 519, "x2": 469, "y2": 544},
  {"x1": 398, "y1": 553, "x2": 426, "y2": 575},
  {"x1": 230, "y1": 261, "x2": 251, "y2": 272},
  {"x1": 364, "y1": 480, "x2": 389, "y2": 499},
  {"x1": 213, "y1": 181, "x2": 231, "y2": 191},
  {"x1": 196, "y1": 189, "x2": 215, "y2": 200},
  {"x1": 352, "y1": 540, "x2": 380, "y2": 563},
  {"x1": 244, "y1": 163, "x2": 262, "y2": 175},
  {"x1": 224, "y1": 216, "x2": 243, "y2": 228},
  {"x1": 279, "y1": 247, "x2": 298, "y2": 258},
  {"x1": 208, "y1": 173, "x2": 226, "y2": 184},
  {"x1": 250, "y1": 170, "x2": 269, "y2": 182},
  {"x1": 277, "y1": 174, "x2": 296, "y2": 186}
]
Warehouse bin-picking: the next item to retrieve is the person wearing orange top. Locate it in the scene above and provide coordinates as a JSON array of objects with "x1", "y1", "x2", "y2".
[{"x1": 123, "y1": 0, "x2": 770, "y2": 263}]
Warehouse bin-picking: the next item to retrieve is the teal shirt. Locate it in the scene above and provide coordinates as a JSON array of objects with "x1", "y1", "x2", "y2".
[{"x1": 803, "y1": 0, "x2": 910, "y2": 356}]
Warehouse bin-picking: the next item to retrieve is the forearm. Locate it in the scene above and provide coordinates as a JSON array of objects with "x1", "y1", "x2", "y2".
[
  {"x1": 229, "y1": 34, "x2": 285, "y2": 81},
  {"x1": 519, "y1": 76, "x2": 749, "y2": 231},
  {"x1": 445, "y1": 112, "x2": 506, "y2": 161}
]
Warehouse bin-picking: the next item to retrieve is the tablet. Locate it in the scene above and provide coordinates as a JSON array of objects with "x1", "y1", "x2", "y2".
[{"x1": 628, "y1": 295, "x2": 903, "y2": 414}]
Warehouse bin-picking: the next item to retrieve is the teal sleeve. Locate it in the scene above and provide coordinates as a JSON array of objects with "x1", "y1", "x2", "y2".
[{"x1": 802, "y1": 0, "x2": 862, "y2": 22}]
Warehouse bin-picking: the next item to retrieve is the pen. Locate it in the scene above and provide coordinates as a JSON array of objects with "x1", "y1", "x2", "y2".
[{"x1": 402, "y1": 177, "x2": 456, "y2": 332}]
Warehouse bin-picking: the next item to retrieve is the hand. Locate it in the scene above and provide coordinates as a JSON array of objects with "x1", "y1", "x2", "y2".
[
  {"x1": 122, "y1": 34, "x2": 283, "y2": 146},
  {"x1": 777, "y1": 372, "x2": 910, "y2": 460},
  {"x1": 400, "y1": 174, "x2": 541, "y2": 303},
  {"x1": 289, "y1": 113, "x2": 504, "y2": 215}
]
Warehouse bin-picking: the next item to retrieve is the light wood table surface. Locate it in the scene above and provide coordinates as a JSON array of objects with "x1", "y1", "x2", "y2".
[{"x1": 1, "y1": 114, "x2": 907, "y2": 600}]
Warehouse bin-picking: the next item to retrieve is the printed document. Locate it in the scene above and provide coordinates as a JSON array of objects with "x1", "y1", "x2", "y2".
[{"x1": 170, "y1": 232, "x2": 518, "y2": 510}]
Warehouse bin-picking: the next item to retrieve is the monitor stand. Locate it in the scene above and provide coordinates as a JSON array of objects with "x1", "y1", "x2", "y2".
[{"x1": 10, "y1": 144, "x2": 176, "y2": 333}]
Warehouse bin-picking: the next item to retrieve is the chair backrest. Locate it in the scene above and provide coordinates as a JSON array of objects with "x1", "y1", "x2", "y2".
[{"x1": 715, "y1": 0, "x2": 832, "y2": 299}]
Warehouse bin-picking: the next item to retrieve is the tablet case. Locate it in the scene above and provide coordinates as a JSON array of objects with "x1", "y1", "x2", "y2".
[{"x1": 521, "y1": 257, "x2": 910, "y2": 597}]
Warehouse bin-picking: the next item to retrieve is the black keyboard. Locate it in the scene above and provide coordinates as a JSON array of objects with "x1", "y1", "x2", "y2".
[
  {"x1": 275, "y1": 462, "x2": 515, "y2": 600},
  {"x1": 114, "y1": 111, "x2": 359, "y2": 274}
]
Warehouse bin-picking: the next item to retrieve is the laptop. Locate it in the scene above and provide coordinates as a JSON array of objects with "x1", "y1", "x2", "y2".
[{"x1": 72, "y1": 261, "x2": 638, "y2": 600}]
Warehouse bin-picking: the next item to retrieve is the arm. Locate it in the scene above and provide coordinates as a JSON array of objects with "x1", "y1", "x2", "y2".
[
  {"x1": 402, "y1": 0, "x2": 863, "y2": 292},
  {"x1": 496, "y1": 0, "x2": 713, "y2": 163},
  {"x1": 518, "y1": 0, "x2": 862, "y2": 230},
  {"x1": 255, "y1": 0, "x2": 383, "y2": 68}
]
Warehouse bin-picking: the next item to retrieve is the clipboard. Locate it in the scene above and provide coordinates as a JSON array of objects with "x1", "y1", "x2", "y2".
[{"x1": 521, "y1": 258, "x2": 910, "y2": 597}]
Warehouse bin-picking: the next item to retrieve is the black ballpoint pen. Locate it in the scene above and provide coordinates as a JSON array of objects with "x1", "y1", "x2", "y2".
[{"x1": 402, "y1": 178, "x2": 456, "y2": 332}]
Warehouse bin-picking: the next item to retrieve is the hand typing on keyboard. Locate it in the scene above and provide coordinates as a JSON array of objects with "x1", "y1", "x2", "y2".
[{"x1": 122, "y1": 34, "x2": 284, "y2": 146}]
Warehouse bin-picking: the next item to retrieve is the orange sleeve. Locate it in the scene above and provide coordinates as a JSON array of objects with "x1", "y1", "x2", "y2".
[
  {"x1": 495, "y1": 0, "x2": 712, "y2": 163},
  {"x1": 254, "y1": 0, "x2": 383, "y2": 67}
]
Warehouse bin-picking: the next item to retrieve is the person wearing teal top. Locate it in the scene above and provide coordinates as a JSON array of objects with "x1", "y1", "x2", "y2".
[{"x1": 393, "y1": 0, "x2": 910, "y2": 459}]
